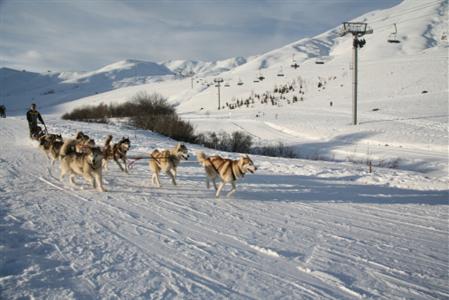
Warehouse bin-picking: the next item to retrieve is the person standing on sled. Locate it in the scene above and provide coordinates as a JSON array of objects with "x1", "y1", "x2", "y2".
[{"x1": 26, "y1": 103, "x2": 46, "y2": 139}]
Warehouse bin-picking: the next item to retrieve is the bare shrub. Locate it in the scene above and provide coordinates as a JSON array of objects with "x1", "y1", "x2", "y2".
[
  {"x1": 251, "y1": 142, "x2": 297, "y2": 158},
  {"x1": 196, "y1": 131, "x2": 253, "y2": 153},
  {"x1": 62, "y1": 92, "x2": 195, "y2": 143}
]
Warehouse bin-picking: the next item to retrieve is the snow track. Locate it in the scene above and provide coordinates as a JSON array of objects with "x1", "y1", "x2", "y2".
[{"x1": 0, "y1": 118, "x2": 447, "y2": 299}]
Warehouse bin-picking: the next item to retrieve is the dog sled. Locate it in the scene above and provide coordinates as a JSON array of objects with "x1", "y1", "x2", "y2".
[{"x1": 30, "y1": 125, "x2": 47, "y2": 140}]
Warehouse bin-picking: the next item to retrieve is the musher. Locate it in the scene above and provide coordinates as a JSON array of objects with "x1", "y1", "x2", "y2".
[{"x1": 26, "y1": 103, "x2": 46, "y2": 139}]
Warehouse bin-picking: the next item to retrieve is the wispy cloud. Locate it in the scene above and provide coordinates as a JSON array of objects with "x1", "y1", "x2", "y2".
[{"x1": 0, "y1": 0, "x2": 400, "y2": 72}]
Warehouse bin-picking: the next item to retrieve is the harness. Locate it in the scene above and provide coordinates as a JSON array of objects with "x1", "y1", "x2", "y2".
[
  {"x1": 210, "y1": 158, "x2": 242, "y2": 181},
  {"x1": 127, "y1": 154, "x2": 174, "y2": 170},
  {"x1": 113, "y1": 143, "x2": 128, "y2": 159}
]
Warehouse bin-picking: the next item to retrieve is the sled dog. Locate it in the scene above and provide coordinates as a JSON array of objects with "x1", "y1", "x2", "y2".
[
  {"x1": 196, "y1": 152, "x2": 257, "y2": 197},
  {"x1": 60, "y1": 144, "x2": 106, "y2": 192},
  {"x1": 39, "y1": 133, "x2": 64, "y2": 166},
  {"x1": 102, "y1": 135, "x2": 131, "y2": 173},
  {"x1": 60, "y1": 131, "x2": 95, "y2": 156},
  {"x1": 149, "y1": 143, "x2": 189, "y2": 187},
  {"x1": 38, "y1": 133, "x2": 63, "y2": 152}
]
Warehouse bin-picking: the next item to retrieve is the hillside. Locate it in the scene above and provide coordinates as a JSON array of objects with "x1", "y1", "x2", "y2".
[
  {"x1": 162, "y1": 56, "x2": 248, "y2": 77},
  {"x1": 0, "y1": 60, "x2": 175, "y2": 114}
]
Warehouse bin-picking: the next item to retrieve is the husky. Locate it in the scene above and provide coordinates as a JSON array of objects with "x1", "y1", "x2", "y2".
[
  {"x1": 60, "y1": 131, "x2": 95, "y2": 155},
  {"x1": 39, "y1": 133, "x2": 64, "y2": 165},
  {"x1": 38, "y1": 133, "x2": 62, "y2": 152},
  {"x1": 60, "y1": 144, "x2": 106, "y2": 192},
  {"x1": 102, "y1": 135, "x2": 131, "y2": 173},
  {"x1": 196, "y1": 151, "x2": 257, "y2": 197},
  {"x1": 149, "y1": 143, "x2": 189, "y2": 187}
]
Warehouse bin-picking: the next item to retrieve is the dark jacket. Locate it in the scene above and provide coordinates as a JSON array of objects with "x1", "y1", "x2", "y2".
[{"x1": 26, "y1": 109, "x2": 45, "y2": 127}]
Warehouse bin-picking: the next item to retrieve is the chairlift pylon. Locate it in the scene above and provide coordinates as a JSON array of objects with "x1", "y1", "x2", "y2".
[{"x1": 387, "y1": 23, "x2": 400, "y2": 43}]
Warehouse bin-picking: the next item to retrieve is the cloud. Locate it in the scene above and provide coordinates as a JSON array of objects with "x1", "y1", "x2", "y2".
[{"x1": 0, "y1": 0, "x2": 400, "y2": 72}]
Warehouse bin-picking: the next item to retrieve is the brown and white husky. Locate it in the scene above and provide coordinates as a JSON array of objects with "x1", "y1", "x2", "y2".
[
  {"x1": 196, "y1": 151, "x2": 257, "y2": 197},
  {"x1": 149, "y1": 143, "x2": 189, "y2": 187}
]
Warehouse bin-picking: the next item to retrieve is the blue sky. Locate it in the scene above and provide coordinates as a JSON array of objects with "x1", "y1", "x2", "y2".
[{"x1": 0, "y1": 0, "x2": 400, "y2": 72}]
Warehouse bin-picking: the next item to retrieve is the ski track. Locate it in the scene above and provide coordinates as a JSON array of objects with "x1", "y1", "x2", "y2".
[{"x1": 0, "y1": 118, "x2": 448, "y2": 299}]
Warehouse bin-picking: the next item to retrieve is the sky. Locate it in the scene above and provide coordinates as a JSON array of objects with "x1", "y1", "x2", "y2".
[{"x1": 0, "y1": 0, "x2": 401, "y2": 73}]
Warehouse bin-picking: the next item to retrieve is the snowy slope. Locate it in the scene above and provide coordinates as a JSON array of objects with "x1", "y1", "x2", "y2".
[
  {"x1": 162, "y1": 56, "x2": 248, "y2": 77},
  {"x1": 0, "y1": 60, "x2": 175, "y2": 114},
  {"x1": 0, "y1": 116, "x2": 447, "y2": 299}
]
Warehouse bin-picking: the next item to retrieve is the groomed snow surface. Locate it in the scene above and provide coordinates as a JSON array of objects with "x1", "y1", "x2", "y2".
[
  {"x1": 0, "y1": 117, "x2": 447, "y2": 299},
  {"x1": 1, "y1": 0, "x2": 448, "y2": 298}
]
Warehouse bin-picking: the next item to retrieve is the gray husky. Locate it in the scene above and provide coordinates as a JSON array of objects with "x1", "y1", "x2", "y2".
[{"x1": 60, "y1": 142, "x2": 106, "y2": 192}]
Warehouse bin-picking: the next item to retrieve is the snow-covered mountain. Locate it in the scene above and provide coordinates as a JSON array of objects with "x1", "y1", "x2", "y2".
[
  {"x1": 161, "y1": 56, "x2": 248, "y2": 77},
  {"x1": 3, "y1": 0, "x2": 446, "y2": 115},
  {"x1": 61, "y1": 59, "x2": 174, "y2": 83},
  {"x1": 0, "y1": 59, "x2": 175, "y2": 113}
]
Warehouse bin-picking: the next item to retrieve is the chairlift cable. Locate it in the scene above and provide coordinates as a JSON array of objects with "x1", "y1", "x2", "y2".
[
  {"x1": 373, "y1": 12, "x2": 445, "y2": 32},
  {"x1": 364, "y1": 0, "x2": 442, "y2": 24}
]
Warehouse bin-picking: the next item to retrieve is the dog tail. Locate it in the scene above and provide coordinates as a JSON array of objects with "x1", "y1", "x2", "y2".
[
  {"x1": 104, "y1": 135, "x2": 113, "y2": 147},
  {"x1": 75, "y1": 131, "x2": 85, "y2": 140},
  {"x1": 196, "y1": 151, "x2": 208, "y2": 165},
  {"x1": 60, "y1": 139, "x2": 76, "y2": 157}
]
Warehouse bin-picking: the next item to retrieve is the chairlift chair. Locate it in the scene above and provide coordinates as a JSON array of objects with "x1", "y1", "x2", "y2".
[
  {"x1": 258, "y1": 72, "x2": 265, "y2": 81},
  {"x1": 224, "y1": 82, "x2": 230, "y2": 87},
  {"x1": 290, "y1": 54, "x2": 300, "y2": 69},
  {"x1": 291, "y1": 62, "x2": 300, "y2": 69},
  {"x1": 387, "y1": 23, "x2": 400, "y2": 43},
  {"x1": 237, "y1": 78, "x2": 244, "y2": 86},
  {"x1": 277, "y1": 67, "x2": 285, "y2": 77}
]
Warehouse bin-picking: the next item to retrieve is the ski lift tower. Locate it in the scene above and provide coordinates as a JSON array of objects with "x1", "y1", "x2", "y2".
[
  {"x1": 187, "y1": 71, "x2": 195, "y2": 89},
  {"x1": 340, "y1": 22, "x2": 373, "y2": 125},
  {"x1": 214, "y1": 77, "x2": 224, "y2": 110}
]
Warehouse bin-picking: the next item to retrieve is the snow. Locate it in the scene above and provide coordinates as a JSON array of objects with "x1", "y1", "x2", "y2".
[
  {"x1": 1, "y1": 0, "x2": 448, "y2": 298},
  {"x1": 0, "y1": 116, "x2": 447, "y2": 299},
  {"x1": 162, "y1": 56, "x2": 248, "y2": 77}
]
